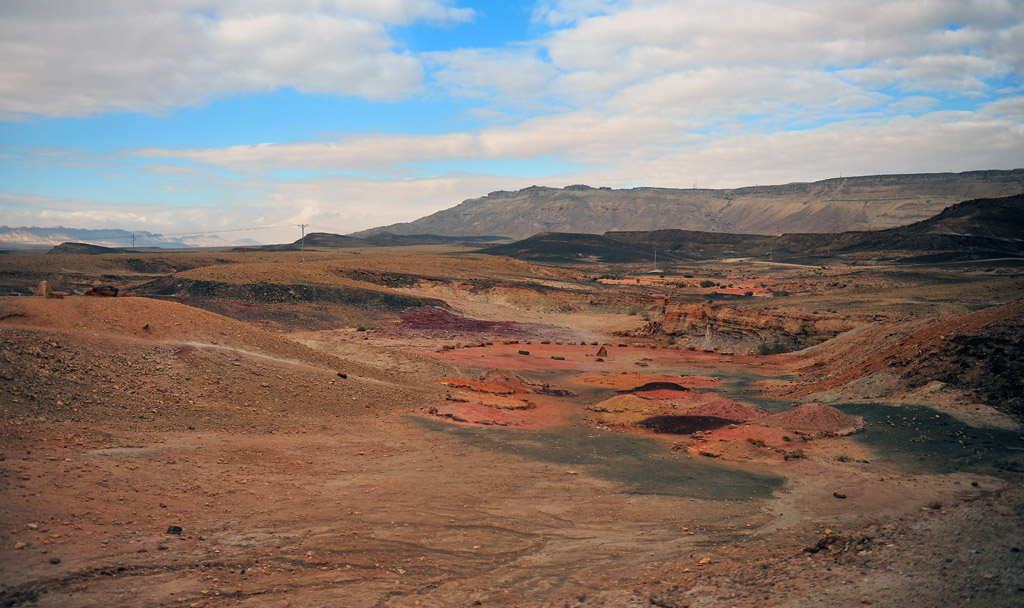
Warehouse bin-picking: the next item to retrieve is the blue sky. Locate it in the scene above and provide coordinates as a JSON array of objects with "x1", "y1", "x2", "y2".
[{"x1": 1, "y1": 0, "x2": 1022, "y2": 243}]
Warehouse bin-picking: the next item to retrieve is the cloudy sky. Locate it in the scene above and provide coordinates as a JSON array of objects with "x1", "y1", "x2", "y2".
[{"x1": 1, "y1": 0, "x2": 1022, "y2": 243}]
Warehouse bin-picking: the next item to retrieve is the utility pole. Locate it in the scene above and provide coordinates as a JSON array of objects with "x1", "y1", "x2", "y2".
[
  {"x1": 131, "y1": 232, "x2": 135, "y2": 249},
  {"x1": 298, "y1": 224, "x2": 308, "y2": 263}
]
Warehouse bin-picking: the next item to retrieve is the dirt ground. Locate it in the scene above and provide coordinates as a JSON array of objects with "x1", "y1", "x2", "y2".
[{"x1": 2, "y1": 247, "x2": 1023, "y2": 607}]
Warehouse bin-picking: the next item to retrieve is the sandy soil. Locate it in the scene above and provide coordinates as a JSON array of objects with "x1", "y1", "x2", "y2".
[{"x1": 2, "y1": 249, "x2": 1023, "y2": 607}]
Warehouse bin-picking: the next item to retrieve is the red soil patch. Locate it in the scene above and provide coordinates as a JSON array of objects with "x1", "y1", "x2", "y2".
[
  {"x1": 446, "y1": 391, "x2": 534, "y2": 410},
  {"x1": 677, "y1": 375, "x2": 722, "y2": 387},
  {"x1": 427, "y1": 395, "x2": 572, "y2": 428},
  {"x1": 438, "y1": 378, "x2": 516, "y2": 394},
  {"x1": 688, "y1": 398, "x2": 767, "y2": 422},
  {"x1": 430, "y1": 342, "x2": 599, "y2": 372},
  {"x1": 759, "y1": 403, "x2": 866, "y2": 438},
  {"x1": 573, "y1": 373, "x2": 695, "y2": 390},
  {"x1": 683, "y1": 423, "x2": 796, "y2": 458}
]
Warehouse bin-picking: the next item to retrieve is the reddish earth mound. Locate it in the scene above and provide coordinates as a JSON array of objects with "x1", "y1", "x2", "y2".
[
  {"x1": 479, "y1": 369, "x2": 537, "y2": 392},
  {"x1": 589, "y1": 394, "x2": 661, "y2": 413},
  {"x1": 479, "y1": 368, "x2": 577, "y2": 397},
  {"x1": 688, "y1": 399, "x2": 767, "y2": 422},
  {"x1": 638, "y1": 415, "x2": 736, "y2": 434},
  {"x1": 438, "y1": 378, "x2": 516, "y2": 394},
  {"x1": 759, "y1": 403, "x2": 866, "y2": 438},
  {"x1": 400, "y1": 307, "x2": 521, "y2": 334}
]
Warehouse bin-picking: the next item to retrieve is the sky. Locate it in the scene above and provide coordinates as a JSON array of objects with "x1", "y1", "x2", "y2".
[{"x1": 1, "y1": 0, "x2": 1023, "y2": 244}]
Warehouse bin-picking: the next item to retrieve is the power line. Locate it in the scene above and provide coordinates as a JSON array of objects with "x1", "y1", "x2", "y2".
[{"x1": 298, "y1": 224, "x2": 308, "y2": 263}]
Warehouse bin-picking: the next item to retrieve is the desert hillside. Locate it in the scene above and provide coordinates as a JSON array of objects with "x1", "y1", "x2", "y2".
[
  {"x1": 2, "y1": 198, "x2": 1023, "y2": 607},
  {"x1": 353, "y1": 169, "x2": 1024, "y2": 239}
]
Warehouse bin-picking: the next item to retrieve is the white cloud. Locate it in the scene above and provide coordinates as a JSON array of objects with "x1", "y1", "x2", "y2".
[
  {"x1": 3, "y1": 0, "x2": 1022, "y2": 237},
  {"x1": 0, "y1": 0, "x2": 472, "y2": 118},
  {"x1": 427, "y1": 47, "x2": 558, "y2": 100}
]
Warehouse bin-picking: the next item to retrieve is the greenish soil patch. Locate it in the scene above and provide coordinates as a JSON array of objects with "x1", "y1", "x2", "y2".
[
  {"x1": 836, "y1": 403, "x2": 1024, "y2": 475},
  {"x1": 416, "y1": 417, "x2": 783, "y2": 500}
]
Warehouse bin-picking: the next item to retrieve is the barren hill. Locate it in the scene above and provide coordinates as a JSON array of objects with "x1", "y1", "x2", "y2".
[
  {"x1": 354, "y1": 170, "x2": 1024, "y2": 239},
  {"x1": 484, "y1": 193, "x2": 1024, "y2": 263},
  {"x1": 47, "y1": 242, "x2": 129, "y2": 255}
]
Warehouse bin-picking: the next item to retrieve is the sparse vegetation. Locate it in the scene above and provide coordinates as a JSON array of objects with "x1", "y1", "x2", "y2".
[{"x1": 754, "y1": 342, "x2": 790, "y2": 355}]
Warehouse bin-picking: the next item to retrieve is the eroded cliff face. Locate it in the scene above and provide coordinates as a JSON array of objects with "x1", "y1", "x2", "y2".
[{"x1": 628, "y1": 301, "x2": 867, "y2": 352}]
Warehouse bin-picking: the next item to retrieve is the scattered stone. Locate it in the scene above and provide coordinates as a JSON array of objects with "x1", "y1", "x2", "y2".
[
  {"x1": 833, "y1": 492, "x2": 847, "y2": 499},
  {"x1": 26, "y1": 523, "x2": 38, "y2": 530},
  {"x1": 35, "y1": 280, "x2": 68, "y2": 298},
  {"x1": 595, "y1": 357, "x2": 604, "y2": 362},
  {"x1": 166, "y1": 525, "x2": 183, "y2": 535},
  {"x1": 698, "y1": 557, "x2": 711, "y2": 565},
  {"x1": 451, "y1": 415, "x2": 469, "y2": 423},
  {"x1": 596, "y1": 346, "x2": 608, "y2": 357},
  {"x1": 518, "y1": 350, "x2": 530, "y2": 356},
  {"x1": 551, "y1": 356, "x2": 565, "y2": 361},
  {"x1": 14, "y1": 541, "x2": 27, "y2": 550},
  {"x1": 337, "y1": 372, "x2": 348, "y2": 379},
  {"x1": 49, "y1": 557, "x2": 61, "y2": 564}
]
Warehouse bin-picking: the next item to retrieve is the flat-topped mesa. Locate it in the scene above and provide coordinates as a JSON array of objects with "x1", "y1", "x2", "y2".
[{"x1": 353, "y1": 170, "x2": 1024, "y2": 240}]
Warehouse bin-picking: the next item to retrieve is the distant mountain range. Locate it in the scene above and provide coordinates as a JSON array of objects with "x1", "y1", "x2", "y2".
[
  {"x1": 354, "y1": 170, "x2": 1024, "y2": 240},
  {"x1": 479, "y1": 193, "x2": 1024, "y2": 264},
  {"x1": 240, "y1": 231, "x2": 506, "y2": 251},
  {"x1": 0, "y1": 226, "x2": 252, "y2": 251}
]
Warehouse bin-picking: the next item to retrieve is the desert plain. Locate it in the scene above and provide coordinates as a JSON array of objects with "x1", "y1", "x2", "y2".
[{"x1": 1, "y1": 231, "x2": 1023, "y2": 607}]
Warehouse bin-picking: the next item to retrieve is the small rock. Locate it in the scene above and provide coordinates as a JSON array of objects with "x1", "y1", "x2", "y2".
[
  {"x1": 166, "y1": 525, "x2": 183, "y2": 535},
  {"x1": 14, "y1": 541, "x2": 27, "y2": 550},
  {"x1": 26, "y1": 523, "x2": 38, "y2": 530},
  {"x1": 518, "y1": 350, "x2": 530, "y2": 355},
  {"x1": 157, "y1": 545, "x2": 169, "y2": 551},
  {"x1": 49, "y1": 557, "x2": 61, "y2": 564},
  {"x1": 698, "y1": 557, "x2": 711, "y2": 565},
  {"x1": 860, "y1": 597, "x2": 872, "y2": 605},
  {"x1": 551, "y1": 356, "x2": 565, "y2": 361},
  {"x1": 337, "y1": 372, "x2": 347, "y2": 379},
  {"x1": 833, "y1": 492, "x2": 847, "y2": 499}
]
